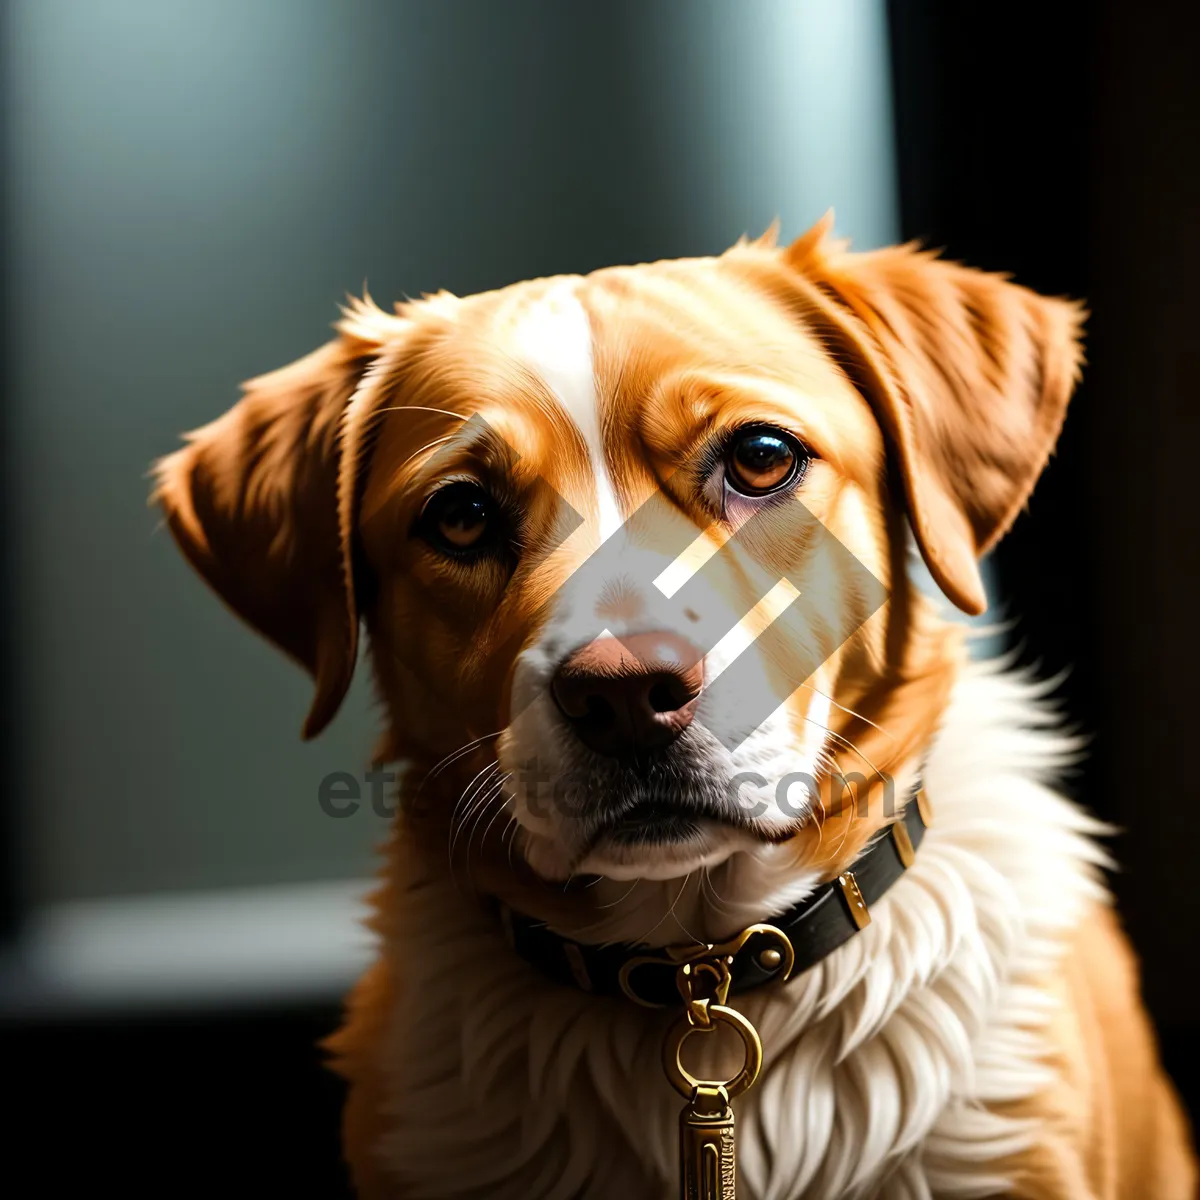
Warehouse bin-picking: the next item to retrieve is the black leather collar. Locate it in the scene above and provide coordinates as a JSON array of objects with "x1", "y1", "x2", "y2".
[{"x1": 498, "y1": 784, "x2": 930, "y2": 1006}]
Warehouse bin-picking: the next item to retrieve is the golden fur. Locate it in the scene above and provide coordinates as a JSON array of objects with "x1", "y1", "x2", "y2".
[{"x1": 155, "y1": 217, "x2": 1195, "y2": 1197}]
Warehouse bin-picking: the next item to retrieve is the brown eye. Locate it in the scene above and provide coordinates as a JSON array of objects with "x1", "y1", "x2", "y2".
[
  {"x1": 726, "y1": 427, "x2": 805, "y2": 495},
  {"x1": 418, "y1": 483, "x2": 498, "y2": 556}
]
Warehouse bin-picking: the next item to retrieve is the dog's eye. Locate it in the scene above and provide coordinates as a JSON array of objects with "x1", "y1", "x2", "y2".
[
  {"x1": 726, "y1": 427, "x2": 806, "y2": 495},
  {"x1": 418, "y1": 482, "x2": 498, "y2": 556}
]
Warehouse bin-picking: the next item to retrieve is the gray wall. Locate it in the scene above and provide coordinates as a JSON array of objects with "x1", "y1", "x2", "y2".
[{"x1": 4, "y1": 0, "x2": 899, "y2": 903}]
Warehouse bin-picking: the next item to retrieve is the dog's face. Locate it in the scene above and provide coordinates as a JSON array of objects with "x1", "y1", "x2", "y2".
[{"x1": 156, "y1": 218, "x2": 1082, "y2": 890}]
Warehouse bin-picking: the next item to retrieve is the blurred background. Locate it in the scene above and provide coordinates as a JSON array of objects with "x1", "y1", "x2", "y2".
[{"x1": 2, "y1": 0, "x2": 1196, "y2": 1192}]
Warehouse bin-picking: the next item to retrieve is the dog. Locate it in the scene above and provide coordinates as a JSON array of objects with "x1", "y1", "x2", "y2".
[{"x1": 154, "y1": 215, "x2": 1196, "y2": 1198}]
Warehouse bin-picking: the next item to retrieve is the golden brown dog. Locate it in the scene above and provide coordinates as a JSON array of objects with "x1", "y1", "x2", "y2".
[{"x1": 155, "y1": 216, "x2": 1196, "y2": 1198}]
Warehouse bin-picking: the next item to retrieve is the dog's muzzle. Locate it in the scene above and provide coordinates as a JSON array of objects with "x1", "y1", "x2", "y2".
[{"x1": 549, "y1": 631, "x2": 704, "y2": 760}]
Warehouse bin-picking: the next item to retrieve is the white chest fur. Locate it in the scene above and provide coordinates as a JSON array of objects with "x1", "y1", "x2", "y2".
[{"x1": 372, "y1": 661, "x2": 1109, "y2": 1199}]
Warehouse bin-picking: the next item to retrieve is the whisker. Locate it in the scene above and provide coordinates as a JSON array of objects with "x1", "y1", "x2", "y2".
[
  {"x1": 700, "y1": 865, "x2": 734, "y2": 917},
  {"x1": 463, "y1": 775, "x2": 512, "y2": 886},
  {"x1": 593, "y1": 878, "x2": 641, "y2": 911},
  {"x1": 504, "y1": 813, "x2": 521, "y2": 873},
  {"x1": 806, "y1": 745, "x2": 845, "y2": 852},
  {"x1": 449, "y1": 779, "x2": 505, "y2": 893},
  {"x1": 453, "y1": 769, "x2": 502, "y2": 847},
  {"x1": 825, "y1": 749, "x2": 867, "y2": 862},
  {"x1": 802, "y1": 715, "x2": 887, "y2": 783},
  {"x1": 450, "y1": 760, "x2": 499, "y2": 824},
  {"x1": 420, "y1": 730, "x2": 503, "y2": 794},
  {"x1": 368, "y1": 404, "x2": 470, "y2": 423},
  {"x1": 636, "y1": 872, "x2": 694, "y2": 947},
  {"x1": 829, "y1": 809, "x2": 859, "y2": 860},
  {"x1": 698, "y1": 867, "x2": 720, "y2": 919},
  {"x1": 396, "y1": 433, "x2": 460, "y2": 473},
  {"x1": 671, "y1": 873, "x2": 707, "y2": 946},
  {"x1": 798, "y1": 681, "x2": 896, "y2": 741},
  {"x1": 449, "y1": 762, "x2": 501, "y2": 867}
]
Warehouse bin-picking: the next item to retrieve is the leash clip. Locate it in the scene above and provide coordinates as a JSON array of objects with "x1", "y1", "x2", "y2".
[
  {"x1": 618, "y1": 923, "x2": 796, "y2": 1009},
  {"x1": 664, "y1": 958, "x2": 764, "y2": 1198},
  {"x1": 676, "y1": 958, "x2": 731, "y2": 1028}
]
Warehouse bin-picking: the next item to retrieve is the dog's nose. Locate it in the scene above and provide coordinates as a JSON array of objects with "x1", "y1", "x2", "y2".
[{"x1": 550, "y1": 632, "x2": 704, "y2": 759}]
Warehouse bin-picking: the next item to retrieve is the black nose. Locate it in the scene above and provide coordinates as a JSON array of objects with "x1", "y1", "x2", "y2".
[{"x1": 550, "y1": 631, "x2": 704, "y2": 759}]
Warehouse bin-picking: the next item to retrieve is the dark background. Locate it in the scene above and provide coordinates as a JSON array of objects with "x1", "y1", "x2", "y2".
[
  {"x1": 889, "y1": 0, "x2": 1200, "y2": 1128},
  {"x1": 4, "y1": 1, "x2": 1198, "y2": 1193},
  {"x1": 888, "y1": 0, "x2": 1200, "y2": 1070}
]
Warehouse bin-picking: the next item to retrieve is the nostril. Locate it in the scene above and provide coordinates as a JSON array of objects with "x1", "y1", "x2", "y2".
[
  {"x1": 648, "y1": 679, "x2": 688, "y2": 713},
  {"x1": 584, "y1": 694, "x2": 616, "y2": 727},
  {"x1": 551, "y1": 632, "x2": 704, "y2": 758}
]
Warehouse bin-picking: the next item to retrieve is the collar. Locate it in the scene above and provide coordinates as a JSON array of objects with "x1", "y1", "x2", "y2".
[{"x1": 498, "y1": 783, "x2": 931, "y2": 1007}]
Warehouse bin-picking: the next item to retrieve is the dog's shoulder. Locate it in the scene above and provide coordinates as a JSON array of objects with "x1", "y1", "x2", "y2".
[{"x1": 991, "y1": 904, "x2": 1197, "y2": 1200}]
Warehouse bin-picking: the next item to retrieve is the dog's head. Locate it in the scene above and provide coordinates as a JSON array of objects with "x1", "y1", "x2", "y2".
[{"x1": 155, "y1": 216, "x2": 1082, "y2": 897}]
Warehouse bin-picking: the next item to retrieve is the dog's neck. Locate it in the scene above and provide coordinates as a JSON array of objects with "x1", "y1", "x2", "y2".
[{"x1": 387, "y1": 605, "x2": 962, "y2": 949}]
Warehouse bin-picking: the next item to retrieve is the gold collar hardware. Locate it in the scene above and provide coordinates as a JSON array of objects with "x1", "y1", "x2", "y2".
[
  {"x1": 916, "y1": 786, "x2": 933, "y2": 827},
  {"x1": 619, "y1": 923, "x2": 796, "y2": 1009},
  {"x1": 836, "y1": 870, "x2": 871, "y2": 930},
  {"x1": 890, "y1": 819, "x2": 916, "y2": 868},
  {"x1": 663, "y1": 948, "x2": 765, "y2": 1199},
  {"x1": 501, "y1": 783, "x2": 932, "y2": 1197}
]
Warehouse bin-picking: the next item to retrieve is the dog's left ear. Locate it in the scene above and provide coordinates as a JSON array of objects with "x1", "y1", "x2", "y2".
[
  {"x1": 153, "y1": 303, "x2": 403, "y2": 739},
  {"x1": 784, "y1": 214, "x2": 1085, "y2": 615}
]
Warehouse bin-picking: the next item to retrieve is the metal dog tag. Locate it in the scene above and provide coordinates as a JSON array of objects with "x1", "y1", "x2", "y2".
[{"x1": 679, "y1": 1084, "x2": 737, "y2": 1200}]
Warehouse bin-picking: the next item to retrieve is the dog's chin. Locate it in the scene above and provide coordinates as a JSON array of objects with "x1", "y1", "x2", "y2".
[
  {"x1": 520, "y1": 815, "x2": 766, "y2": 883},
  {"x1": 579, "y1": 817, "x2": 755, "y2": 881},
  {"x1": 503, "y1": 727, "x2": 810, "y2": 883}
]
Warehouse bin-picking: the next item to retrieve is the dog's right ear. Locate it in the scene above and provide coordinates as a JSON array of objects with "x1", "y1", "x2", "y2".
[
  {"x1": 780, "y1": 213, "x2": 1084, "y2": 616},
  {"x1": 152, "y1": 302, "x2": 406, "y2": 739}
]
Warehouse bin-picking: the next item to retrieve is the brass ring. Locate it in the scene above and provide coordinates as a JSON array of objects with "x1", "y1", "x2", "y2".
[{"x1": 662, "y1": 1004, "x2": 764, "y2": 1100}]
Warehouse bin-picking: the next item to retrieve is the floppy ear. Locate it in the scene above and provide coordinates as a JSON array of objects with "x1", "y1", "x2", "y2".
[
  {"x1": 153, "y1": 306, "x2": 401, "y2": 738},
  {"x1": 784, "y1": 214, "x2": 1085, "y2": 615}
]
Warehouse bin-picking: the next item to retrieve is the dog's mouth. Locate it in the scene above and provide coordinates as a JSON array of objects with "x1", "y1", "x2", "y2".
[
  {"x1": 507, "y1": 724, "x2": 815, "y2": 881},
  {"x1": 571, "y1": 797, "x2": 776, "y2": 882},
  {"x1": 582, "y1": 792, "x2": 792, "y2": 858},
  {"x1": 601, "y1": 801, "x2": 704, "y2": 847}
]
